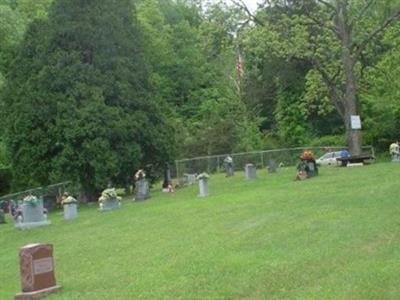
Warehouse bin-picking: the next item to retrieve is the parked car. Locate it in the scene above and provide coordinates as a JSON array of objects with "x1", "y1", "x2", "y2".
[{"x1": 316, "y1": 151, "x2": 342, "y2": 166}]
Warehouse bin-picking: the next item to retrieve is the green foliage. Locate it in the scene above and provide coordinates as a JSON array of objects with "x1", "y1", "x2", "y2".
[
  {"x1": 1, "y1": 0, "x2": 176, "y2": 195},
  {"x1": 0, "y1": 4, "x2": 25, "y2": 79},
  {"x1": 0, "y1": 167, "x2": 12, "y2": 196},
  {"x1": 309, "y1": 135, "x2": 346, "y2": 147},
  {"x1": 14, "y1": 0, "x2": 52, "y2": 22},
  {"x1": 240, "y1": 0, "x2": 400, "y2": 152},
  {"x1": 137, "y1": 0, "x2": 264, "y2": 157},
  {"x1": 275, "y1": 88, "x2": 311, "y2": 146},
  {"x1": 360, "y1": 24, "x2": 400, "y2": 150},
  {"x1": 183, "y1": 87, "x2": 263, "y2": 156}
]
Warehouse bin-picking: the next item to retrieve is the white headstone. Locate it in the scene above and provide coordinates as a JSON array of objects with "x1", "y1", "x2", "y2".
[{"x1": 198, "y1": 179, "x2": 208, "y2": 197}]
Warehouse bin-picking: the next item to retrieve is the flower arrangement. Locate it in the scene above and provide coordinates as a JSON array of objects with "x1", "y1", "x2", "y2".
[
  {"x1": 300, "y1": 150, "x2": 314, "y2": 160},
  {"x1": 134, "y1": 169, "x2": 146, "y2": 180},
  {"x1": 196, "y1": 172, "x2": 210, "y2": 180},
  {"x1": 23, "y1": 195, "x2": 40, "y2": 207},
  {"x1": 61, "y1": 193, "x2": 78, "y2": 205},
  {"x1": 98, "y1": 188, "x2": 122, "y2": 203}
]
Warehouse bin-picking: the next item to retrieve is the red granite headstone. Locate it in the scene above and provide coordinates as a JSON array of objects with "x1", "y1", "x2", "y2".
[{"x1": 15, "y1": 243, "x2": 61, "y2": 300}]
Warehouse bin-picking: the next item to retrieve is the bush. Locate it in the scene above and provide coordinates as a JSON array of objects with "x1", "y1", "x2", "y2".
[
  {"x1": 309, "y1": 135, "x2": 346, "y2": 147},
  {"x1": 0, "y1": 168, "x2": 12, "y2": 196}
]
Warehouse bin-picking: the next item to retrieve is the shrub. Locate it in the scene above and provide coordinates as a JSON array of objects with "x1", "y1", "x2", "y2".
[{"x1": 0, "y1": 168, "x2": 12, "y2": 196}]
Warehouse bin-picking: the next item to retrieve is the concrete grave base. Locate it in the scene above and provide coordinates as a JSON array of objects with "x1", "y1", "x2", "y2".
[
  {"x1": 15, "y1": 285, "x2": 62, "y2": 300},
  {"x1": 15, "y1": 221, "x2": 51, "y2": 230}
]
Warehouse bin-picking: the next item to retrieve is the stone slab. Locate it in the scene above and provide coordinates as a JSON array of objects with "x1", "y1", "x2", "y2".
[
  {"x1": 16, "y1": 243, "x2": 59, "y2": 296},
  {"x1": 135, "y1": 179, "x2": 150, "y2": 201},
  {"x1": 15, "y1": 285, "x2": 62, "y2": 300},
  {"x1": 63, "y1": 204, "x2": 77, "y2": 220},
  {"x1": 198, "y1": 179, "x2": 208, "y2": 197},
  {"x1": 98, "y1": 198, "x2": 120, "y2": 212},
  {"x1": 245, "y1": 164, "x2": 257, "y2": 180},
  {"x1": 15, "y1": 221, "x2": 51, "y2": 230}
]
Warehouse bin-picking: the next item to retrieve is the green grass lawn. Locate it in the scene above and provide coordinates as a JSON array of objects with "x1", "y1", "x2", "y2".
[{"x1": 1, "y1": 163, "x2": 400, "y2": 299}]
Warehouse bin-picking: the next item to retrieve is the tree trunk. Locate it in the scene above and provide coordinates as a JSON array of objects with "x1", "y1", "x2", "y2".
[{"x1": 337, "y1": 0, "x2": 362, "y2": 156}]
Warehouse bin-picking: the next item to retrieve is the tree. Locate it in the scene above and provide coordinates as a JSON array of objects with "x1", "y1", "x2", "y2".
[
  {"x1": 233, "y1": 0, "x2": 400, "y2": 154},
  {"x1": 1, "y1": 0, "x2": 176, "y2": 198},
  {"x1": 136, "y1": 0, "x2": 263, "y2": 157}
]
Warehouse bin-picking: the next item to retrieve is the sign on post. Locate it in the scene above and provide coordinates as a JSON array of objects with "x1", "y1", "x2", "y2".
[{"x1": 351, "y1": 115, "x2": 362, "y2": 129}]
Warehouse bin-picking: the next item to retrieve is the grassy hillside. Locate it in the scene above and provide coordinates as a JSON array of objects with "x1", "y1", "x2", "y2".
[{"x1": 1, "y1": 163, "x2": 400, "y2": 299}]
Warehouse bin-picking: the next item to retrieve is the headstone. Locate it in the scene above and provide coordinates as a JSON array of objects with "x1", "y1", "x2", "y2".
[
  {"x1": 198, "y1": 178, "x2": 208, "y2": 197},
  {"x1": 306, "y1": 161, "x2": 318, "y2": 177},
  {"x1": 15, "y1": 198, "x2": 50, "y2": 230},
  {"x1": 183, "y1": 173, "x2": 197, "y2": 186},
  {"x1": 98, "y1": 188, "x2": 121, "y2": 211},
  {"x1": 223, "y1": 156, "x2": 234, "y2": 177},
  {"x1": 99, "y1": 198, "x2": 121, "y2": 211},
  {"x1": 245, "y1": 163, "x2": 257, "y2": 180},
  {"x1": 267, "y1": 160, "x2": 277, "y2": 173},
  {"x1": 15, "y1": 243, "x2": 61, "y2": 300},
  {"x1": 63, "y1": 204, "x2": 77, "y2": 220},
  {"x1": 392, "y1": 154, "x2": 400, "y2": 162},
  {"x1": 61, "y1": 195, "x2": 78, "y2": 220},
  {"x1": 135, "y1": 179, "x2": 150, "y2": 201},
  {"x1": 0, "y1": 209, "x2": 5, "y2": 224},
  {"x1": 389, "y1": 142, "x2": 400, "y2": 162}
]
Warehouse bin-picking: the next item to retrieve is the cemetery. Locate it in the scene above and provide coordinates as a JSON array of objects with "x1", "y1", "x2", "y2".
[
  {"x1": 1, "y1": 0, "x2": 400, "y2": 298},
  {"x1": 1, "y1": 161, "x2": 400, "y2": 299}
]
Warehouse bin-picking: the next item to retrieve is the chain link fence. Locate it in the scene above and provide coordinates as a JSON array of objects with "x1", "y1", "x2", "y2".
[
  {"x1": 0, "y1": 181, "x2": 71, "y2": 212},
  {"x1": 175, "y1": 146, "x2": 375, "y2": 184}
]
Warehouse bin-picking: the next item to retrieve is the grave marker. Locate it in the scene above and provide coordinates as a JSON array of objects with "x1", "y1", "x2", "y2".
[
  {"x1": 197, "y1": 173, "x2": 209, "y2": 197},
  {"x1": 15, "y1": 197, "x2": 50, "y2": 230},
  {"x1": 15, "y1": 243, "x2": 61, "y2": 299},
  {"x1": 245, "y1": 164, "x2": 257, "y2": 180}
]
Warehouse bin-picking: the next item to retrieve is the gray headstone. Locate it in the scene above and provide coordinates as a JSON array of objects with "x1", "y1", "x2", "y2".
[
  {"x1": 225, "y1": 165, "x2": 234, "y2": 177},
  {"x1": 392, "y1": 155, "x2": 400, "y2": 162},
  {"x1": 267, "y1": 160, "x2": 277, "y2": 173},
  {"x1": 245, "y1": 164, "x2": 257, "y2": 180},
  {"x1": 15, "y1": 199, "x2": 50, "y2": 229},
  {"x1": 183, "y1": 174, "x2": 197, "y2": 186},
  {"x1": 63, "y1": 203, "x2": 78, "y2": 220},
  {"x1": 135, "y1": 179, "x2": 150, "y2": 201},
  {"x1": 306, "y1": 161, "x2": 318, "y2": 177},
  {"x1": 99, "y1": 198, "x2": 121, "y2": 211},
  {"x1": 198, "y1": 178, "x2": 208, "y2": 197},
  {"x1": 22, "y1": 201, "x2": 45, "y2": 223}
]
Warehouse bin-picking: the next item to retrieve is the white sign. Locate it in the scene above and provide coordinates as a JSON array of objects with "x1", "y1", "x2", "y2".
[
  {"x1": 33, "y1": 257, "x2": 53, "y2": 275},
  {"x1": 351, "y1": 115, "x2": 361, "y2": 129}
]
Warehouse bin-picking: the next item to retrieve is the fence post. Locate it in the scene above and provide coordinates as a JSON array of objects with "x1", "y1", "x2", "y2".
[
  {"x1": 260, "y1": 151, "x2": 264, "y2": 169},
  {"x1": 175, "y1": 161, "x2": 180, "y2": 183}
]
